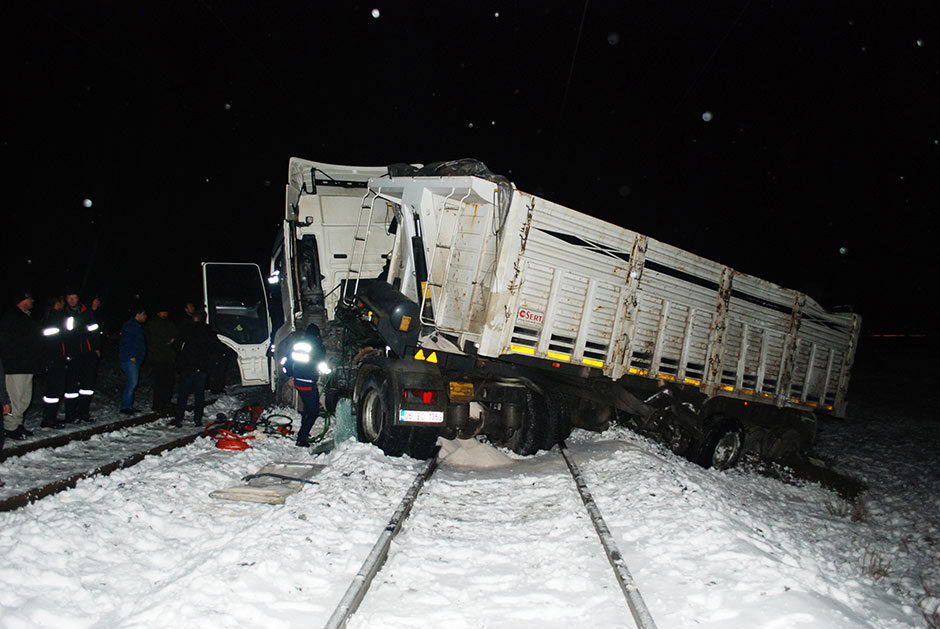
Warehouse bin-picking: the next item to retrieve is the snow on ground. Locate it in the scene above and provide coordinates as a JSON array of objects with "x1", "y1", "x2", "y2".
[{"x1": 0, "y1": 346, "x2": 937, "y2": 628}]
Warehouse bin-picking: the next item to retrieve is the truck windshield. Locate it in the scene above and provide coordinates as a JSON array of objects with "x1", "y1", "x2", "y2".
[{"x1": 204, "y1": 263, "x2": 269, "y2": 345}]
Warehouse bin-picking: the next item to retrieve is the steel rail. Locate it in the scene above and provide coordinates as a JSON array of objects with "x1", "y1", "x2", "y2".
[
  {"x1": 1, "y1": 412, "x2": 162, "y2": 461},
  {"x1": 324, "y1": 451, "x2": 440, "y2": 629},
  {"x1": 560, "y1": 440, "x2": 658, "y2": 629},
  {"x1": 0, "y1": 423, "x2": 221, "y2": 512},
  {"x1": 1, "y1": 399, "x2": 217, "y2": 462}
]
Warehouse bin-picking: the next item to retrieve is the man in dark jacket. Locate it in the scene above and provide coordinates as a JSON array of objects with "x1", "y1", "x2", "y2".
[
  {"x1": 0, "y1": 291, "x2": 42, "y2": 439},
  {"x1": 40, "y1": 294, "x2": 68, "y2": 428},
  {"x1": 57, "y1": 290, "x2": 99, "y2": 423},
  {"x1": 172, "y1": 309, "x2": 219, "y2": 427},
  {"x1": 75, "y1": 297, "x2": 103, "y2": 423},
  {"x1": 145, "y1": 307, "x2": 179, "y2": 414},
  {"x1": 282, "y1": 323, "x2": 329, "y2": 446},
  {"x1": 119, "y1": 307, "x2": 147, "y2": 414}
]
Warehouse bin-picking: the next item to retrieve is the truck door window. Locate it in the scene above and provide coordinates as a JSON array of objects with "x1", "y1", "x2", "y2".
[{"x1": 205, "y1": 264, "x2": 270, "y2": 345}]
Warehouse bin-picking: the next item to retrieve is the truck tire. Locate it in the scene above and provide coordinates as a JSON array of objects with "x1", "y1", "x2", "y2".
[
  {"x1": 698, "y1": 417, "x2": 743, "y2": 470},
  {"x1": 356, "y1": 371, "x2": 407, "y2": 457},
  {"x1": 505, "y1": 388, "x2": 549, "y2": 456},
  {"x1": 543, "y1": 390, "x2": 571, "y2": 451},
  {"x1": 407, "y1": 428, "x2": 439, "y2": 460},
  {"x1": 324, "y1": 387, "x2": 341, "y2": 414},
  {"x1": 274, "y1": 374, "x2": 296, "y2": 408},
  {"x1": 762, "y1": 427, "x2": 803, "y2": 463}
]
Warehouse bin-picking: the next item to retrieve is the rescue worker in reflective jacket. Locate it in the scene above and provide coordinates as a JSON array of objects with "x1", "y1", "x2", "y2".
[
  {"x1": 40, "y1": 295, "x2": 67, "y2": 428},
  {"x1": 282, "y1": 324, "x2": 329, "y2": 447},
  {"x1": 76, "y1": 297, "x2": 103, "y2": 422},
  {"x1": 56, "y1": 291, "x2": 97, "y2": 423}
]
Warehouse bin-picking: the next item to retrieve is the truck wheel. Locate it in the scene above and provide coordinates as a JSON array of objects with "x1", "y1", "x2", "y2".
[
  {"x1": 407, "y1": 428, "x2": 439, "y2": 460},
  {"x1": 698, "y1": 418, "x2": 743, "y2": 470},
  {"x1": 356, "y1": 372, "x2": 406, "y2": 457},
  {"x1": 324, "y1": 387, "x2": 341, "y2": 414},
  {"x1": 573, "y1": 398, "x2": 612, "y2": 431},
  {"x1": 275, "y1": 374, "x2": 296, "y2": 408},
  {"x1": 505, "y1": 388, "x2": 549, "y2": 456},
  {"x1": 543, "y1": 390, "x2": 571, "y2": 450},
  {"x1": 762, "y1": 427, "x2": 803, "y2": 463}
]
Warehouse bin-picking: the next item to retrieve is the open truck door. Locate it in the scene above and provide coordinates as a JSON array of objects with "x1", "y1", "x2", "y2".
[{"x1": 202, "y1": 262, "x2": 272, "y2": 387}]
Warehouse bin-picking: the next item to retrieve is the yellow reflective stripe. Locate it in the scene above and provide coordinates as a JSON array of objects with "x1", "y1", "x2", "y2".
[
  {"x1": 582, "y1": 358, "x2": 604, "y2": 368},
  {"x1": 510, "y1": 344, "x2": 536, "y2": 355},
  {"x1": 546, "y1": 351, "x2": 570, "y2": 361}
]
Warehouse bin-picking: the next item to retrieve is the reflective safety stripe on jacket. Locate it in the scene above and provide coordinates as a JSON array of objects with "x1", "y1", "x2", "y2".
[
  {"x1": 291, "y1": 340, "x2": 315, "y2": 390},
  {"x1": 294, "y1": 377, "x2": 316, "y2": 392},
  {"x1": 285, "y1": 338, "x2": 321, "y2": 390}
]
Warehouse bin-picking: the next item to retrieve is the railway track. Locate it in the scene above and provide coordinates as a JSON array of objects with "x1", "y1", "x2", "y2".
[
  {"x1": 325, "y1": 440, "x2": 658, "y2": 629},
  {"x1": 0, "y1": 404, "x2": 218, "y2": 511}
]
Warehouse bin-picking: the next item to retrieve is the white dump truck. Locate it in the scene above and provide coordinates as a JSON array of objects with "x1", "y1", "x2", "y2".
[{"x1": 203, "y1": 158, "x2": 860, "y2": 468}]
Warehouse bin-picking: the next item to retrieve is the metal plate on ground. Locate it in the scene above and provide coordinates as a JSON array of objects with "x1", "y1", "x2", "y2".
[{"x1": 209, "y1": 462, "x2": 324, "y2": 504}]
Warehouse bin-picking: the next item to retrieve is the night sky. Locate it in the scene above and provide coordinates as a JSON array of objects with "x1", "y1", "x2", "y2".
[{"x1": 3, "y1": 1, "x2": 938, "y2": 335}]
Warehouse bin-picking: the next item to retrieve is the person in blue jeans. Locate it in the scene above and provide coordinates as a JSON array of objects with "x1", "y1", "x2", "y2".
[{"x1": 119, "y1": 307, "x2": 147, "y2": 414}]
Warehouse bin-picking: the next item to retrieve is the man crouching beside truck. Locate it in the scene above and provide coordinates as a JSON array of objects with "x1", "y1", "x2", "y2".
[{"x1": 282, "y1": 324, "x2": 329, "y2": 447}]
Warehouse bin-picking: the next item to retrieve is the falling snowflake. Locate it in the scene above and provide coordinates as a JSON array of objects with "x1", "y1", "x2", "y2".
[
  {"x1": 83, "y1": 198, "x2": 93, "y2": 208},
  {"x1": 916, "y1": 39, "x2": 924, "y2": 47},
  {"x1": 608, "y1": 32, "x2": 620, "y2": 46},
  {"x1": 371, "y1": 8, "x2": 380, "y2": 18},
  {"x1": 702, "y1": 111, "x2": 714, "y2": 122}
]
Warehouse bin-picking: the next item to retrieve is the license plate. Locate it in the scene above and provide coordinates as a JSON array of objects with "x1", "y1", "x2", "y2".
[{"x1": 399, "y1": 409, "x2": 444, "y2": 424}]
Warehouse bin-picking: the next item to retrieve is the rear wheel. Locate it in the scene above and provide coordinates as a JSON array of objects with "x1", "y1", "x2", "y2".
[
  {"x1": 698, "y1": 418, "x2": 744, "y2": 470},
  {"x1": 274, "y1": 373, "x2": 296, "y2": 408},
  {"x1": 407, "y1": 427, "x2": 440, "y2": 460},
  {"x1": 356, "y1": 370, "x2": 438, "y2": 459},
  {"x1": 762, "y1": 427, "x2": 803, "y2": 463},
  {"x1": 543, "y1": 390, "x2": 571, "y2": 450},
  {"x1": 505, "y1": 388, "x2": 549, "y2": 456},
  {"x1": 356, "y1": 372, "x2": 406, "y2": 456}
]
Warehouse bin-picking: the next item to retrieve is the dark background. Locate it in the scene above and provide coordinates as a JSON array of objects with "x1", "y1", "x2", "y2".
[{"x1": 3, "y1": 1, "x2": 937, "y2": 337}]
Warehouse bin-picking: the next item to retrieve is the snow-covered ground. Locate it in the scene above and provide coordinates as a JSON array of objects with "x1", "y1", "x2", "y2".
[{"x1": 0, "y1": 345, "x2": 937, "y2": 628}]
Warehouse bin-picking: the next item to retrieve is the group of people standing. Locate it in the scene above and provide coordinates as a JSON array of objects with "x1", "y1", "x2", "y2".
[
  {"x1": 0, "y1": 292, "x2": 227, "y2": 458},
  {"x1": 0, "y1": 290, "x2": 101, "y2": 441},
  {"x1": 119, "y1": 302, "x2": 224, "y2": 428}
]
